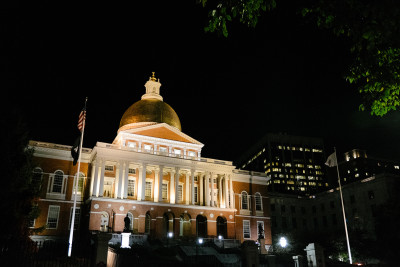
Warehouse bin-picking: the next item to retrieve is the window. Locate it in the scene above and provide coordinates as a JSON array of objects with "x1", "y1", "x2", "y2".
[
  {"x1": 73, "y1": 173, "x2": 85, "y2": 195},
  {"x1": 194, "y1": 186, "x2": 198, "y2": 203},
  {"x1": 105, "y1": 165, "x2": 114, "y2": 171},
  {"x1": 127, "y1": 142, "x2": 136, "y2": 148},
  {"x1": 241, "y1": 192, "x2": 249, "y2": 210},
  {"x1": 47, "y1": 205, "x2": 60, "y2": 229},
  {"x1": 144, "y1": 144, "x2": 152, "y2": 152},
  {"x1": 128, "y1": 168, "x2": 136, "y2": 174},
  {"x1": 145, "y1": 181, "x2": 152, "y2": 198},
  {"x1": 281, "y1": 205, "x2": 286, "y2": 213},
  {"x1": 350, "y1": 195, "x2": 356, "y2": 204},
  {"x1": 177, "y1": 184, "x2": 183, "y2": 202},
  {"x1": 127, "y1": 212, "x2": 134, "y2": 230},
  {"x1": 271, "y1": 204, "x2": 275, "y2": 212},
  {"x1": 290, "y1": 206, "x2": 296, "y2": 213},
  {"x1": 159, "y1": 147, "x2": 167, "y2": 154},
  {"x1": 162, "y1": 183, "x2": 168, "y2": 200},
  {"x1": 255, "y1": 193, "x2": 262, "y2": 211},
  {"x1": 188, "y1": 151, "x2": 196, "y2": 157},
  {"x1": 128, "y1": 179, "x2": 135, "y2": 197},
  {"x1": 292, "y1": 217, "x2": 297, "y2": 229},
  {"x1": 174, "y1": 149, "x2": 181, "y2": 155},
  {"x1": 257, "y1": 221, "x2": 265, "y2": 239},
  {"x1": 69, "y1": 207, "x2": 81, "y2": 230},
  {"x1": 145, "y1": 213, "x2": 151, "y2": 234},
  {"x1": 282, "y1": 217, "x2": 287, "y2": 229},
  {"x1": 243, "y1": 220, "x2": 251, "y2": 238},
  {"x1": 52, "y1": 170, "x2": 64, "y2": 193}
]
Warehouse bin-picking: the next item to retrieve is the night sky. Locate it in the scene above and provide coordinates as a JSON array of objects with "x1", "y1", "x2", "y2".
[{"x1": 3, "y1": 1, "x2": 400, "y2": 163}]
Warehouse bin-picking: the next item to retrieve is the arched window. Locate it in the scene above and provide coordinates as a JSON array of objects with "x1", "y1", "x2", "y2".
[
  {"x1": 73, "y1": 172, "x2": 85, "y2": 195},
  {"x1": 127, "y1": 212, "x2": 134, "y2": 231},
  {"x1": 52, "y1": 170, "x2": 64, "y2": 193},
  {"x1": 241, "y1": 191, "x2": 249, "y2": 210},
  {"x1": 255, "y1": 192, "x2": 263, "y2": 211},
  {"x1": 145, "y1": 212, "x2": 151, "y2": 234}
]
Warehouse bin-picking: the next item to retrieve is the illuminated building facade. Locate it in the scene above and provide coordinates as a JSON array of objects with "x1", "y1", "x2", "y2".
[
  {"x1": 237, "y1": 133, "x2": 328, "y2": 196},
  {"x1": 327, "y1": 148, "x2": 400, "y2": 187},
  {"x1": 29, "y1": 74, "x2": 272, "y2": 247}
]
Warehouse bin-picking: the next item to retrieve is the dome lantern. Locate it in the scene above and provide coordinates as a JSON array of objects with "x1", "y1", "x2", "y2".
[{"x1": 118, "y1": 73, "x2": 181, "y2": 132}]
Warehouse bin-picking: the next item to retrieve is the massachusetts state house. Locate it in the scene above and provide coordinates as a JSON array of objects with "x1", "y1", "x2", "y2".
[{"x1": 29, "y1": 73, "x2": 272, "y2": 247}]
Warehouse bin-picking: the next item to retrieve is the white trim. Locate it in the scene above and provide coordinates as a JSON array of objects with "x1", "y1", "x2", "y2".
[{"x1": 235, "y1": 214, "x2": 270, "y2": 219}]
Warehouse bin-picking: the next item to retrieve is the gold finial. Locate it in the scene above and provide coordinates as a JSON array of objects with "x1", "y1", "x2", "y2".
[{"x1": 151, "y1": 72, "x2": 157, "y2": 81}]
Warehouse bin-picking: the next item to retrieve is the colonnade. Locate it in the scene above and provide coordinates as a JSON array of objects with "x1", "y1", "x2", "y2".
[{"x1": 89, "y1": 157, "x2": 235, "y2": 209}]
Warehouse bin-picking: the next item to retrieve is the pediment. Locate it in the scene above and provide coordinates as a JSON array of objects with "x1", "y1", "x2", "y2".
[{"x1": 122, "y1": 123, "x2": 203, "y2": 145}]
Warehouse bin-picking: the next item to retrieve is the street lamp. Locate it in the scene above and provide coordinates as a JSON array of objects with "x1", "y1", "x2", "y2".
[
  {"x1": 279, "y1": 237, "x2": 288, "y2": 248},
  {"x1": 167, "y1": 232, "x2": 173, "y2": 247}
]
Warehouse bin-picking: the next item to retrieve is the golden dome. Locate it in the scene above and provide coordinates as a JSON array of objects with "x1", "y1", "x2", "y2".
[{"x1": 119, "y1": 99, "x2": 181, "y2": 131}]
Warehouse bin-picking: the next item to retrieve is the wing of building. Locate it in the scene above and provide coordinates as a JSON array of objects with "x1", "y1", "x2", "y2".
[{"x1": 29, "y1": 73, "x2": 272, "y2": 246}]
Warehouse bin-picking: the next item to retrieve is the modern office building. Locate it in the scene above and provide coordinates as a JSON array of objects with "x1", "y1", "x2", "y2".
[
  {"x1": 237, "y1": 133, "x2": 328, "y2": 196},
  {"x1": 328, "y1": 149, "x2": 400, "y2": 187},
  {"x1": 29, "y1": 74, "x2": 272, "y2": 248}
]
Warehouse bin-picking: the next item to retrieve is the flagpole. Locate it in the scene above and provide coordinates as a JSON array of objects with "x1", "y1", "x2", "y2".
[
  {"x1": 334, "y1": 147, "x2": 353, "y2": 264},
  {"x1": 68, "y1": 97, "x2": 87, "y2": 257}
]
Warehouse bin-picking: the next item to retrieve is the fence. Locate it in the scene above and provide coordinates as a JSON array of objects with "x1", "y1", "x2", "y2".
[{"x1": 0, "y1": 238, "x2": 92, "y2": 267}]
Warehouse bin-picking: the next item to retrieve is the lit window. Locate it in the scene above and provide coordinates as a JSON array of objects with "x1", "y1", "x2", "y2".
[
  {"x1": 162, "y1": 183, "x2": 168, "y2": 200},
  {"x1": 174, "y1": 149, "x2": 181, "y2": 155},
  {"x1": 69, "y1": 207, "x2": 81, "y2": 230},
  {"x1": 52, "y1": 170, "x2": 64, "y2": 193},
  {"x1": 105, "y1": 165, "x2": 114, "y2": 171},
  {"x1": 241, "y1": 191, "x2": 249, "y2": 210},
  {"x1": 73, "y1": 173, "x2": 85, "y2": 195},
  {"x1": 144, "y1": 144, "x2": 152, "y2": 152},
  {"x1": 128, "y1": 179, "x2": 135, "y2": 197},
  {"x1": 177, "y1": 184, "x2": 183, "y2": 202},
  {"x1": 255, "y1": 193, "x2": 262, "y2": 211},
  {"x1": 243, "y1": 220, "x2": 251, "y2": 238},
  {"x1": 160, "y1": 147, "x2": 167, "y2": 154},
  {"x1": 188, "y1": 151, "x2": 196, "y2": 157},
  {"x1": 47, "y1": 205, "x2": 60, "y2": 229},
  {"x1": 145, "y1": 181, "x2": 152, "y2": 198},
  {"x1": 127, "y1": 142, "x2": 136, "y2": 148}
]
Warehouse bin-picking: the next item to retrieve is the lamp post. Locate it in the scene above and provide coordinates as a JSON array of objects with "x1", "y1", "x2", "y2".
[
  {"x1": 196, "y1": 237, "x2": 203, "y2": 266},
  {"x1": 167, "y1": 232, "x2": 173, "y2": 247},
  {"x1": 279, "y1": 237, "x2": 288, "y2": 248}
]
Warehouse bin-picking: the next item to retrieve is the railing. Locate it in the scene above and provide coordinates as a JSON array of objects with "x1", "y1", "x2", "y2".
[
  {"x1": 97, "y1": 142, "x2": 233, "y2": 166},
  {"x1": 29, "y1": 140, "x2": 92, "y2": 153}
]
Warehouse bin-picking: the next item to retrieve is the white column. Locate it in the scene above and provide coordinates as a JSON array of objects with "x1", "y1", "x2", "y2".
[
  {"x1": 140, "y1": 163, "x2": 147, "y2": 201},
  {"x1": 154, "y1": 167, "x2": 160, "y2": 202},
  {"x1": 199, "y1": 174, "x2": 203, "y2": 206},
  {"x1": 185, "y1": 172, "x2": 190, "y2": 205},
  {"x1": 98, "y1": 159, "x2": 106, "y2": 197},
  {"x1": 114, "y1": 162, "x2": 120, "y2": 199},
  {"x1": 170, "y1": 169, "x2": 175, "y2": 204},
  {"x1": 123, "y1": 162, "x2": 129, "y2": 199},
  {"x1": 205, "y1": 172, "x2": 210, "y2": 206},
  {"x1": 89, "y1": 160, "x2": 96, "y2": 196},
  {"x1": 229, "y1": 174, "x2": 234, "y2": 209},
  {"x1": 175, "y1": 167, "x2": 180, "y2": 203},
  {"x1": 224, "y1": 174, "x2": 229, "y2": 209},
  {"x1": 158, "y1": 165, "x2": 164, "y2": 202},
  {"x1": 190, "y1": 170, "x2": 195, "y2": 205},
  {"x1": 218, "y1": 175, "x2": 223, "y2": 208},
  {"x1": 92, "y1": 158, "x2": 100, "y2": 196},
  {"x1": 210, "y1": 173, "x2": 215, "y2": 207},
  {"x1": 116, "y1": 161, "x2": 124, "y2": 199}
]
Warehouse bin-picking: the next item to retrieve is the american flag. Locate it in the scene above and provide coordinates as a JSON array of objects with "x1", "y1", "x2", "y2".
[{"x1": 77, "y1": 108, "x2": 86, "y2": 132}]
